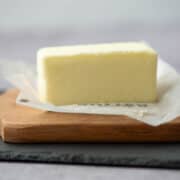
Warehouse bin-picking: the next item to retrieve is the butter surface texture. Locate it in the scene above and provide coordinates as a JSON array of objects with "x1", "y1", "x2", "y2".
[{"x1": 37, "y1": 42, "x2": 157, "y2": 105}]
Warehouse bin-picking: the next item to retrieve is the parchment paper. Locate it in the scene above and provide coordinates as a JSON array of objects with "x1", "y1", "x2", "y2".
[{"x1": 0, "y1": 58, "x2": 180, "y2": 126}]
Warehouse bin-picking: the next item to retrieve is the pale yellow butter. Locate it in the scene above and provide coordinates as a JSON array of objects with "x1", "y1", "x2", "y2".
[{"x1": 37, "y1": 42, "x2": 157, "y2": 105}]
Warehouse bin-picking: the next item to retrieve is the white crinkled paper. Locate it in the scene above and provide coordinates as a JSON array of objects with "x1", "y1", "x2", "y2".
[{"x1": 0, "y1": 58, "x2": 180, "y2": 126}]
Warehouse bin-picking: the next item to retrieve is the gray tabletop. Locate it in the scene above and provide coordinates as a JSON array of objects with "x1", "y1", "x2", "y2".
[
  {"x1": 1, "y1": 162, "x2": 180, "y2": 180},
  {"x1": 0, "y1": 24, "x2": 180, "y2": 179}
]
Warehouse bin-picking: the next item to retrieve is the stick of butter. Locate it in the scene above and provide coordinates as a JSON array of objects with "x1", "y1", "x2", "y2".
[{"x1": 37, "y1": 42, "x2": 157, "y2": 105}]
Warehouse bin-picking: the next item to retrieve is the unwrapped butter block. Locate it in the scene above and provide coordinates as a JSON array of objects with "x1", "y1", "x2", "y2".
[{"x1": 37, "y1": 42, "x2": 157, "y2": 105}]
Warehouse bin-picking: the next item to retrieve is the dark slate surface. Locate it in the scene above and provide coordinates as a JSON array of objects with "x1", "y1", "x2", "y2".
[
  {"x1": 1, "y1": 142, "x2": 180, "y2": 168},
  {"x1": 0, "y1": 24, "x2": 180, "y2": 168}
]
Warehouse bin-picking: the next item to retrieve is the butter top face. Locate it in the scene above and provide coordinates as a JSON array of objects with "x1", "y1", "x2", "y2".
[
  {"x1": 38, "y1": 42, "x2": 157, "y2": 58},
  {"x1": 37, "y1": 42, "x2": 157, "y2": 105}
]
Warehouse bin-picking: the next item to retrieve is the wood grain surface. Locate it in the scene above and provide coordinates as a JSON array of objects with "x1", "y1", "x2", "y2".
[{"x1": 0, "y1": 89, "x2": 180, "y2": 143}]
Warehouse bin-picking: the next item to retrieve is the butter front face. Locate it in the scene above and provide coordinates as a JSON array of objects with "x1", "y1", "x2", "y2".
[{"x1": 37, "y1": 42, "x2": 157, "y2": 105}]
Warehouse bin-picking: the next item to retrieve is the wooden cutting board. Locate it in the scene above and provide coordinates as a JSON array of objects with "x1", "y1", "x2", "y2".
[{"x1": 0, "y1": 89, "x2": 180, "y2": 143}]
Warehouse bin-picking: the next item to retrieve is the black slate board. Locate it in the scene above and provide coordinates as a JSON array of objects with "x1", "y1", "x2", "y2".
[{"x1": 0, "y1": 141, "x2": 180, "y2": 168}]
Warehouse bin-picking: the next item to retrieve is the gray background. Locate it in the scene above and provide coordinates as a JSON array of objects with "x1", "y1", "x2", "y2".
[
  {"x1": 0, "y1": 0, "x2": 180, "y2": 30},
  {"x1": 0, "y1": 0, "x2": 180, "y2": 179}
]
